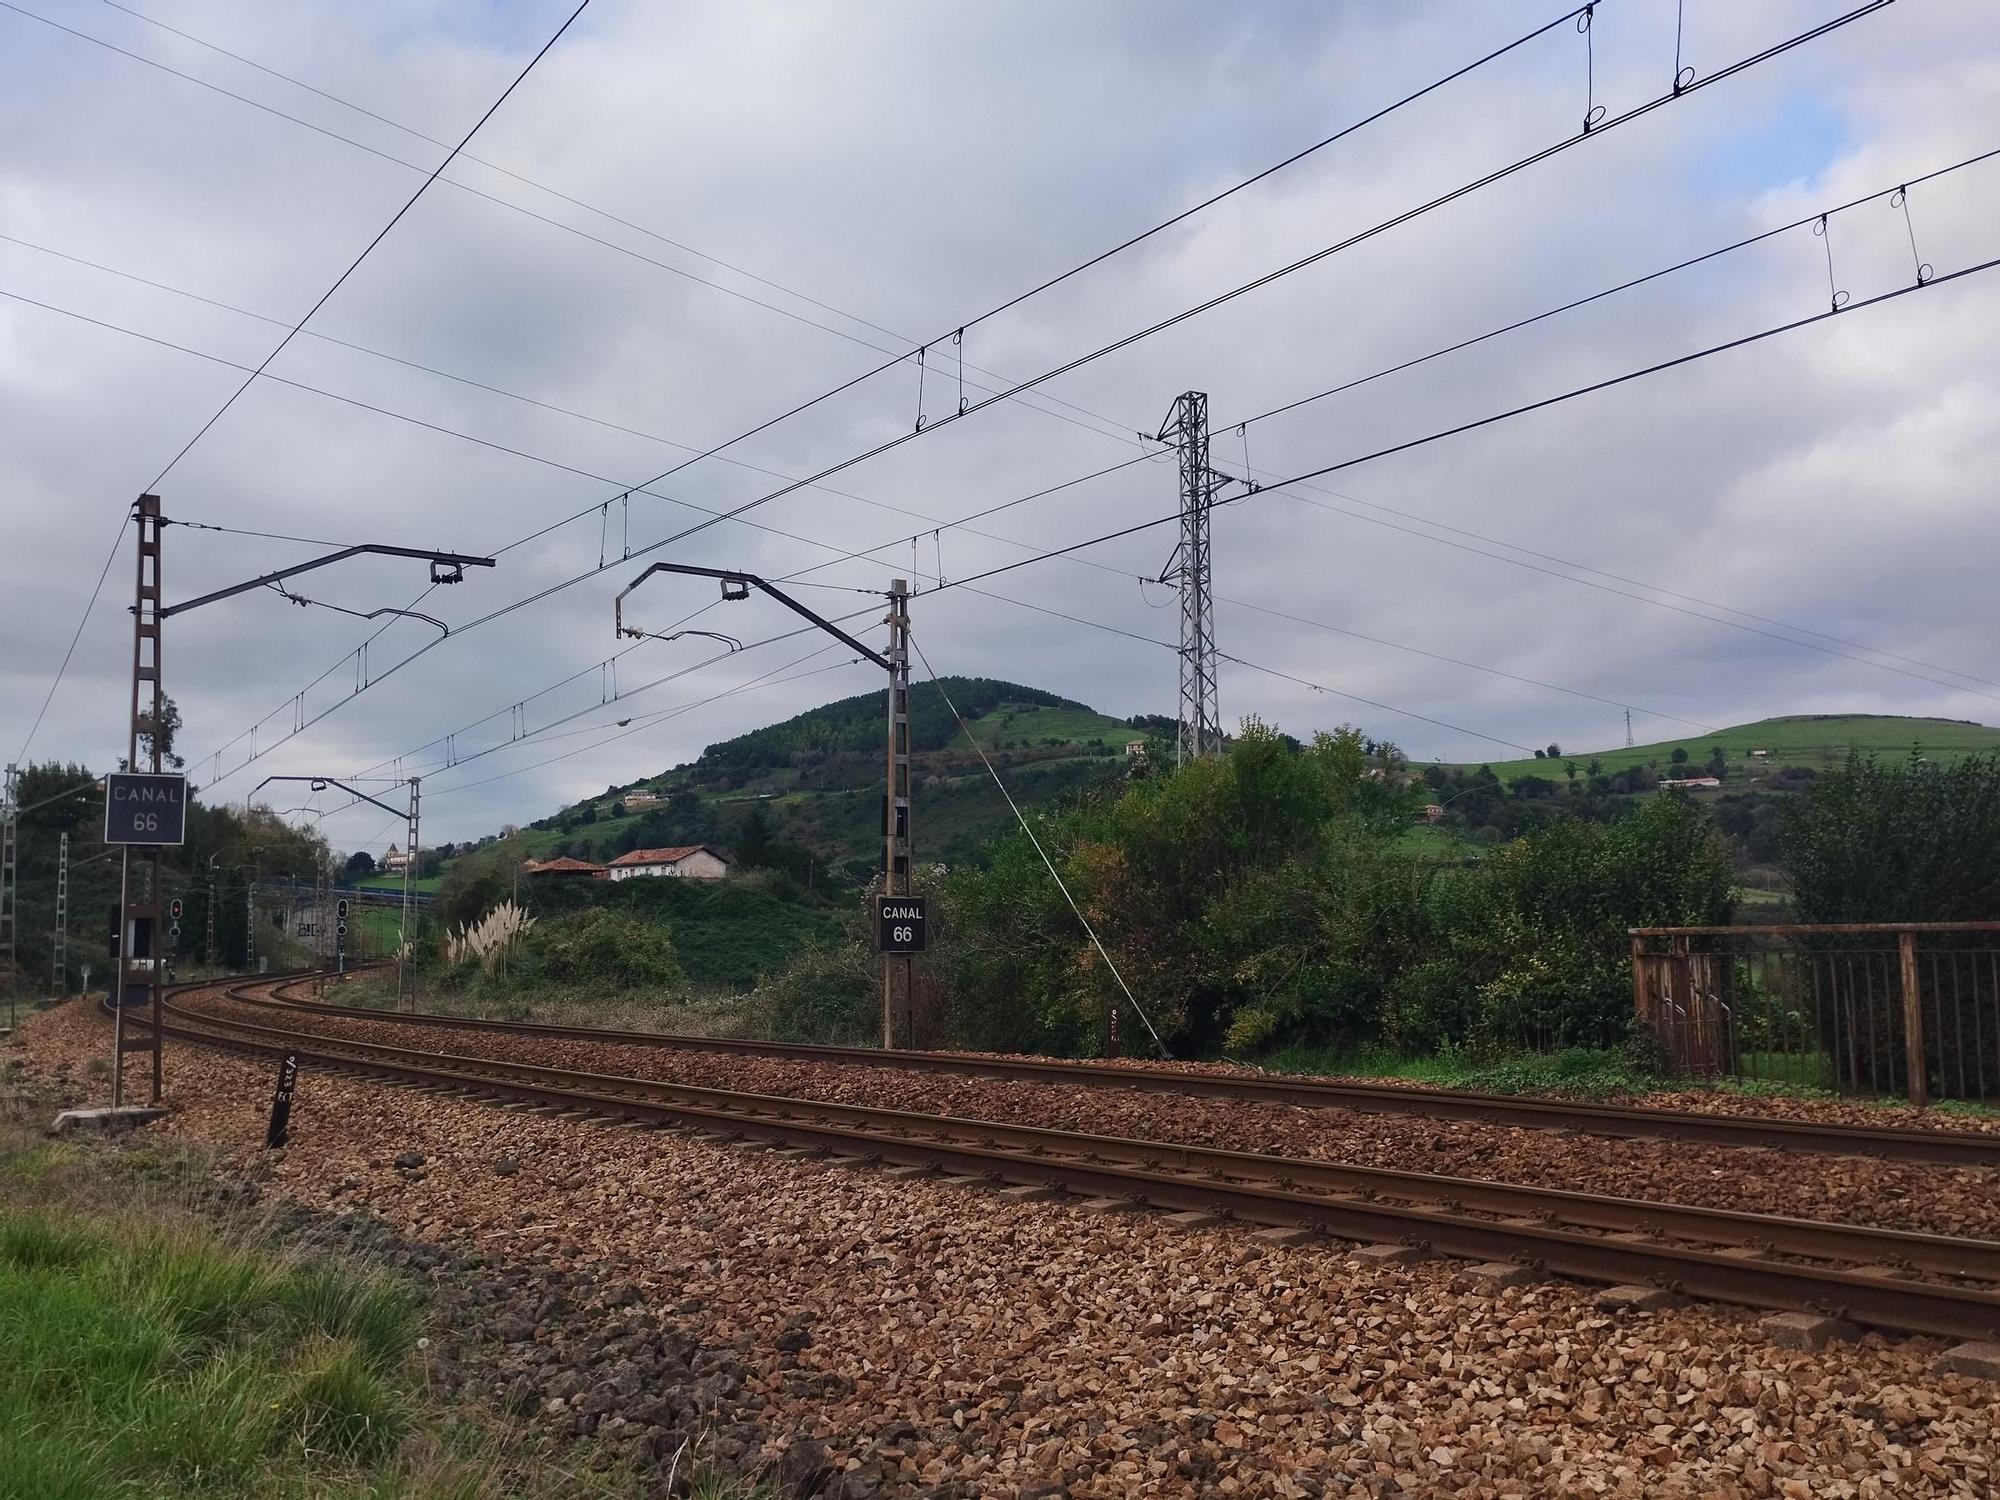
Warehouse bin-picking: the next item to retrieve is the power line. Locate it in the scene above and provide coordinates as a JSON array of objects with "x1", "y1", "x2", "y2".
[
  {"x1": 31, "y1": 136, "x2": 1993, "y2": 709},
  {"x1": 480, "y1": 0, "x2": 1895, "y2": 581},
  {"x1": 919, "y1": 250, "x2": 2000, "y2": 653},
  {"x1": 139, "y1": 0, "x2": 1891, "y2": 796},
  {"x1": 204, "y1": 210, "x2": 2000, "y2": 798},
  {"x1": 12, "y1": 517, "x2": 125, "y2": 763},
  {"x1": 28, "y1": 0, "x2": 1141, "y2": 453},
  {"x1": 4, "y1": 0, "x2": 591, "y2": 770},
  {"x1": 142, "y1": 0, "x2": 593, "y2": 488}
]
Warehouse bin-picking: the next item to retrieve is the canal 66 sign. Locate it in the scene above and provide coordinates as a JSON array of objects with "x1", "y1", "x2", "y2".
[
  {"x1": 876, "y1": 896, "x2": 928, "y2": 954},
  {"x1": 103, "y1": 771, "x2": 188, "y2": 846}
]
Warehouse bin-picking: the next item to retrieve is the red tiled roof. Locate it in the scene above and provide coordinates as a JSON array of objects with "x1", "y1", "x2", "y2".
[
  {"x1": 523, "y1": 856, "x2": 605, "y2": 874},
  {"x1": 607, "y1": 845, "x2": 726, "y2": 867}
]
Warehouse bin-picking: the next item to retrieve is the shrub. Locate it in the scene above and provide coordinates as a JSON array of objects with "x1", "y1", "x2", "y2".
[{"x1": 525, "y1": 908, "x2": 684, "y2": 989}]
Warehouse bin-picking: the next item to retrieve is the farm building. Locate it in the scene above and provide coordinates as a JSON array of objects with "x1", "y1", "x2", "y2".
[{"x1": 605, "y1": 845, "x2": 731, "y2": 881}]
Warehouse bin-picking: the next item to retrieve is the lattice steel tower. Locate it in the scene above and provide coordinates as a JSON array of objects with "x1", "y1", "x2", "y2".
[{"x1": 1157, "y1": 393, "x2": 1222, "y2": 764}]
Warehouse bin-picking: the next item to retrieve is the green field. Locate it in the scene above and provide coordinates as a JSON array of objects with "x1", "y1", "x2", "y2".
[
  {"x1": 352, "y1": 873, "x2": 441, "y2": 893},
  {"x1": 957, "y1": 703, "x2": 1136, "y2": 750},
  {"x1": 1461, "y1": 714, "x2": 2000, "y2": 785}
]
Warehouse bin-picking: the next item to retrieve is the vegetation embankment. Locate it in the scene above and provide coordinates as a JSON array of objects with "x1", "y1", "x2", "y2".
[{"x1": 0, "y1": 1114, "x2": 705, "y2": 1500}]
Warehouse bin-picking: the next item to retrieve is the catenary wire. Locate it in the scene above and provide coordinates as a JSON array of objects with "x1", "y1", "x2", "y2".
[
  {"x1": 205, "y1": 189, "x2": 1998, "y2": 798},
  {"x1": 26, "y1": 139, "x2": 1994, "y2": 698},
  {"x1": 164, "y1": 2, "x2": 1880, "y2": 800}
]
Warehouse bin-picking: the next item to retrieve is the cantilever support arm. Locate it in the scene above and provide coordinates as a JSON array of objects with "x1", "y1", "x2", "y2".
[
  {"x1": 614, "y1": 562, "x2": 890, "y2": 670},
  {"x1": 162, "y1": 545, "x2": 495, "y2": 618},
  {"x1": 250, "y1": 774, "x2": 407, "y2": 821}
]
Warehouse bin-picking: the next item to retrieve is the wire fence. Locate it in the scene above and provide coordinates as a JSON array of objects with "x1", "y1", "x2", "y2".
[{"x1": 1631, "y1": 923, "x2": 2000, "y2": 1106}]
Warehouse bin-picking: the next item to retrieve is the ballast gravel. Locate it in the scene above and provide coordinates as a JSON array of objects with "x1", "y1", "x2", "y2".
[
  {"x1": 189, "y1": 991, "x2": 2000, "y2": 1240},
  {"x1": 13, "y1": 998, "x2": 2000, "y2": 1498}
]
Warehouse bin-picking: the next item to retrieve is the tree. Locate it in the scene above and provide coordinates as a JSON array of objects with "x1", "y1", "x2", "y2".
[
  {"x1": 735, "y1": 805, "x2": 776, "y2": 868},
  {"x1": 342, "y1": 850, "x2": 376, "y2": 882},
  {"x1": 610, "y1": 800, "x2": 626, "y2": 819},
  {"x1": 1670, "y1": 747, "x2": 1689, "y2": 766},
  {"x1": 128, "y1": 693, "x2": 185, "y2": 771},
  {"x1": 1545, "y1": 743, "x2": 1561, "y2": 759}
]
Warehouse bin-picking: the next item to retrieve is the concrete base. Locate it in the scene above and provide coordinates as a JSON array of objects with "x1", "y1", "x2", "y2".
[
  {"x1": 1458, "y1": 1262, "x2": 1540, "y2": 1291},
  {"x1": 1760, "y1": 1311, "x2": 1859, "y2": 1351},
  {"x1": 48, "y1": 1106, "x2": 168, "y2": 1136},
  {"x1": 1073, "y1": 1196, "x2": 1143, "y2": 1216},
  {"x1": 1164, "y1": 1211, "x2": 1225, "y2": 1230},
  {"x1": 1932, "y1": 1342, "x2": 2000, "y2": 1380},
  {"x1": 998, "y1": 1184, "x2": 1061, "y2": 1203},
  {"x1": 1250, "y1": 1226, "x2": 1316, "y2": 1248},
  {"x1": 1350, "y1": 1243, "x2": 1427, "y2": 1265},
  {"x1": 1594, "y1": 1284, "x2": 1687, "y2": 1312},
  {"x1": 881, "y1": 1165, "x2": 931, "y2": 1180},
  {"x1": 940, "y1": 1174, "x2": 997, "y2": 1192}
]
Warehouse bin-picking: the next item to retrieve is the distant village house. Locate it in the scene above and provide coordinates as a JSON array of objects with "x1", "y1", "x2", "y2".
[
  {"x1": 381, "y1": 843, "x2": 412, "y2": 873},
  {"x1": 521, "y1": 856, "x2": 607, "y2": 879},
  {"x1": 606, "y1": 845, "x2": 731, "y2": 881},
  {"x1": 622, "y1": 790, "x2": 662, "y2": 809}
]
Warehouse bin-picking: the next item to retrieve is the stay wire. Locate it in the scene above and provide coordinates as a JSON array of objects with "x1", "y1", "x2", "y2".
[{"x1": 910, "y1": 632, "x2": 1171, "y2": 1060}]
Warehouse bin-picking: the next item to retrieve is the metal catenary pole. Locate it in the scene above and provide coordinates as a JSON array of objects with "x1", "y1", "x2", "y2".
[
  {"x1": 52, "y1": 831, "x2": 68, "y2": 997},
  {"x1": 0, "y1": 763, "x2": 16, "y2": 1026},
  {"x1": 401, "y1": 776, "x2": 420, "y2": 1005},
  {"x1": 110, "y1": 494, "x2": 169, "y2": 1105},
  {"x1": 882, "y1": 580, "x2": 914, "y2": 1048}
]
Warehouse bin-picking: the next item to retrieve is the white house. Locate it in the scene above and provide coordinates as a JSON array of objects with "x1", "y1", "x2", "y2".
[
  {"x1": 605, "y1": 845, "x2": 731, "y2": 881},
  {"x1": 381, "y1": 843, "x2": 412, "y2": 873},
  {"x1": 623, "y1": 790, "x2": 662, "y2": 809}
]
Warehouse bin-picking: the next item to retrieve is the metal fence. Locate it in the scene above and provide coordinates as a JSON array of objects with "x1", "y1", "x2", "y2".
[{"x1": 1631, "y1": 923, "x2": 2000, "y2": 1106}]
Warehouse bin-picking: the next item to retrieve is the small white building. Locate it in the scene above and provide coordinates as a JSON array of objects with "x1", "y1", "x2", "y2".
[
  {"x1": 623, "y1": 790, "x2": 662, "y2": 809},
  {"x1": 605, "y1": 845, "x2": 730, "y2": 881},
  {"x1": 381, "y1": 843, "x2": 412, "y2": 873}
]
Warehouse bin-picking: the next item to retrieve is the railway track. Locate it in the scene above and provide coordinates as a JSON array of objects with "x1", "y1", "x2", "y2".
[
  {"x1": 147, "y1": 975, "x2": 2000, "y2": 1342},
  {"x1": 246, "y1": 976, "x2": 2000, "y2": 1168}
]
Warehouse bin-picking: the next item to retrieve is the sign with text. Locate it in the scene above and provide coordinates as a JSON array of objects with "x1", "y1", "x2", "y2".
[
  {"x1": 266, "y1": 1053, "x2": 299, "y2": 1149},
  {"x1": 876, "y1": 895, "x2": 928, "y2": 954},
  {"x1": 103, "y1": 772, "x2": 188, "y2": 846}
]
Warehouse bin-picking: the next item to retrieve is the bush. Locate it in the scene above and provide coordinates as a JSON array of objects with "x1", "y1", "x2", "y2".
[{"x1": 525, "y1": 909, "x2": 684, "y2": 989}]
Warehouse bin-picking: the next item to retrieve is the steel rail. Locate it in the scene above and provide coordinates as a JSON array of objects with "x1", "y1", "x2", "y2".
[
  {"x1": 140, "y1": 979, "x2": 2000, "y2": 1340},
  {"x1": 244, "y1": 982, "x2": 2000, "y2": 1167}
]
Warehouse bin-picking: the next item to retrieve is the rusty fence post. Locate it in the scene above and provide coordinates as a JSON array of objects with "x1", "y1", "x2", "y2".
[{"x1": 1898, "y1": 927, "x2": 1929, "y2": 1107}]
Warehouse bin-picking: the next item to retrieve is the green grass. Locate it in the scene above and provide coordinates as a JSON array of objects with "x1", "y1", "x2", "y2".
[
  {"x1": 1257, "y1": 1043, "x2": 1660, "y2": 1100},
  {"x1": 0, "y1": 1124, "x2": 760, "y2": 1499},
  {"x1": 353, "y1": 875, "x2": 442, "y2": 894},
  {"x1": 1459, "y1": 713, "x2": 2000, "y2": 786},
  {"x1": 958, "y1": 703, "x2": 1134, "y2": 749}
]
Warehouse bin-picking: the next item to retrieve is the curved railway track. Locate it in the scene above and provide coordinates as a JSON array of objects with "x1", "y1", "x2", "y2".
[
  {"x1": 139, "y1": 974, "x2": 2000, "y2": 1342},
  {"x1": 244, "y1": 976, "x2": 2000, "y2": 1167}
]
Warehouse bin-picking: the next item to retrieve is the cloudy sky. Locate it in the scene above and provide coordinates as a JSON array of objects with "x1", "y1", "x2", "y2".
[{"x1": 4, "y1": 0, "x2": 1998, "y2": 852}]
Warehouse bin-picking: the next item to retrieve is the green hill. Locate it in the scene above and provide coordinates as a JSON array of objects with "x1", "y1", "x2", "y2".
[
  {"x1": 1463, "y1": 715, "x2": 2000, "y2": 786},
  {"x1": 490, "y1": 678, "x2": 1155, "y2": 881}
]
